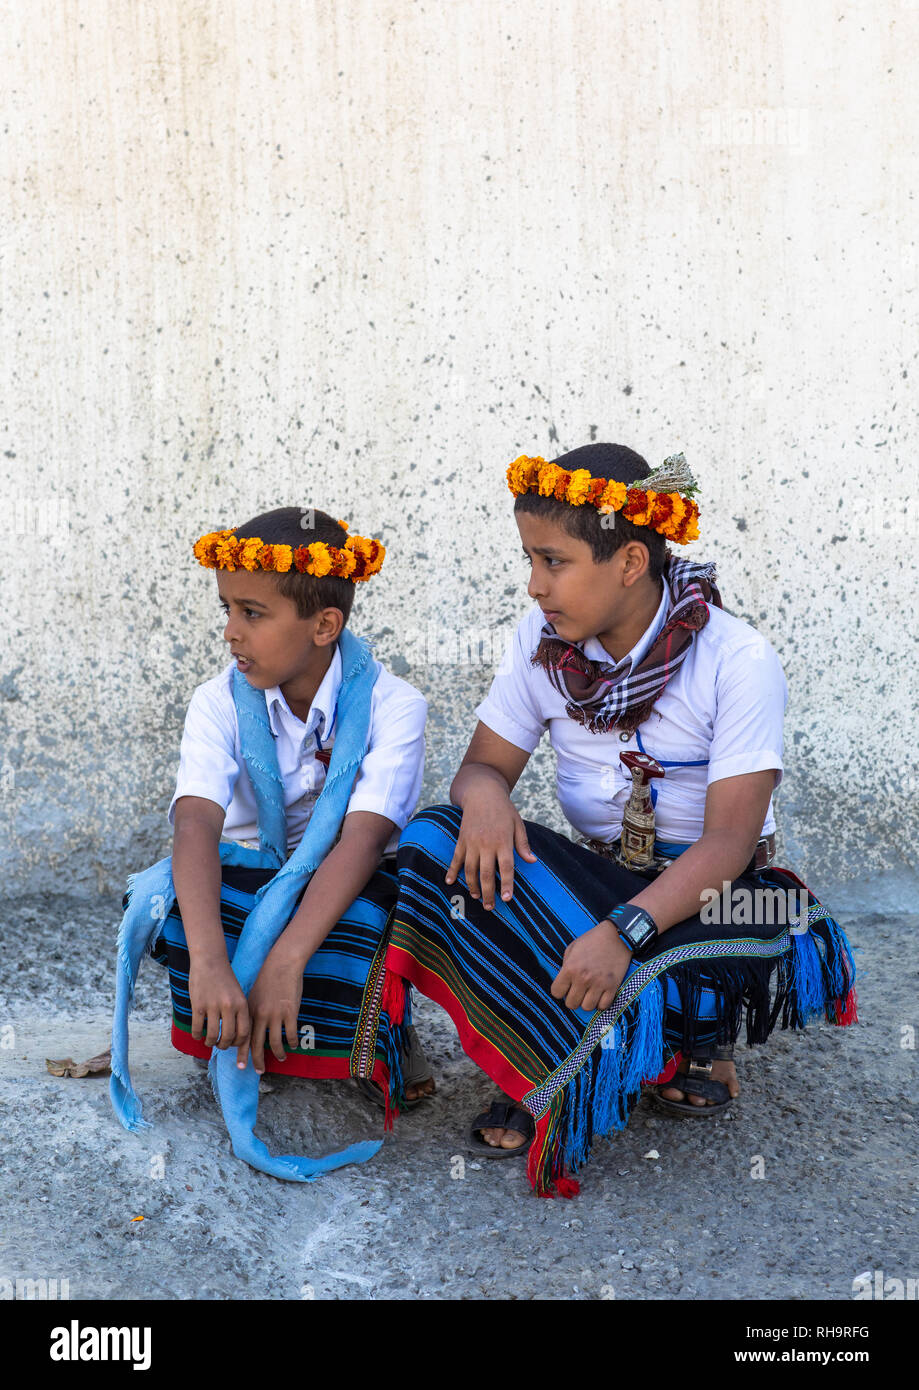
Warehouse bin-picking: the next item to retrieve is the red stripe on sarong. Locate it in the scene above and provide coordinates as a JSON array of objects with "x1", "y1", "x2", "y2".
[
  {"x1": 386, "y1": 944, "x2": 534, "y2": 1102},
  {"x1": 169, "y1": 1022, "x2": 391, "y2": 1087}
]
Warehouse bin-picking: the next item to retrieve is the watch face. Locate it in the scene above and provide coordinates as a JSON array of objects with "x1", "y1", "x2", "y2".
[{"x1": 613, "y1": 906, "x2": 655, "y2": 950}]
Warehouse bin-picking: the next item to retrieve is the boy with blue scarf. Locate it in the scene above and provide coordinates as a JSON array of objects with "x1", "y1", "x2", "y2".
[{"x1": 111, "y1": 508, "x2": 431, "y2": 1182}]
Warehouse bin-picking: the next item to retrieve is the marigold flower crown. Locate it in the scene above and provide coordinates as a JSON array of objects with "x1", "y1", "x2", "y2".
[
  {"x1": 506, "y1": 450, "x2": 701, "y2": 545},
  {"x1": 192, "y1": 519, "x2": 385, "y2": 582}
]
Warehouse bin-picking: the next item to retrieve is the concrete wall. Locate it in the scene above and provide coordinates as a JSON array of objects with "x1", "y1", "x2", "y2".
[{"x1": 2, "y1": 0, "x2": 916, "y2": 908}]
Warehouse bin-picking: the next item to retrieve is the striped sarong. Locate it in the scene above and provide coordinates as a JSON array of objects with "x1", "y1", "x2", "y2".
[
  {"x1": 388, "y1": 804, "x2": 856, "y2": 1196},
  {"x1": 147, "y1": 857, "x2": 410, "y2": 1123}
]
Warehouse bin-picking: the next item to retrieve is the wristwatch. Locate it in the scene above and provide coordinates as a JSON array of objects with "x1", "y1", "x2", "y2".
[{"x1": 606, "y1": 903, "x2": 658, "y2": 954}]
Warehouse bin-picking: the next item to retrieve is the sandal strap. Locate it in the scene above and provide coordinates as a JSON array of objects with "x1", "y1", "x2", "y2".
[
  {"x1": 686, "y1": 1043, "x2": 735, "y2": 1068},
  {"x1": 502, "y1": 1106, "x2": 535, "y2": 1139},
  {"x1": 471, "y1": 1100, "x2": 534, "y2": 1138},
  {"x1": 471, "y1": 1100, "x2": 514, "y2": 1132},
  {"x1": 670, "y1": 1073, "x2": 731, "y2": 1104}
]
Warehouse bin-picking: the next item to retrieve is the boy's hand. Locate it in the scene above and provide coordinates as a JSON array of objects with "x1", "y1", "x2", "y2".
[
  {"x1": 445, "y1": 784, "x2": 538, "y2": 910},
  {"x1": 245, "y1": 947, "x2": 307, "y2": 1074},
  {"x1": 550, "y1": 920, "x2": 633, "y2": 1013},
  {"x1": 188, "y1": 958, "x2": 251, "y2": 1053}
]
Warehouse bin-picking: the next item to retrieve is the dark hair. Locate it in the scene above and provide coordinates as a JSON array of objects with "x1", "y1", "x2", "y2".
[
  {"x1": 234, "y1": 507, "x2": 356, "y2": 626},
  {"x1": 513, "y1": 442, "x2": 670, "y2": 582}
]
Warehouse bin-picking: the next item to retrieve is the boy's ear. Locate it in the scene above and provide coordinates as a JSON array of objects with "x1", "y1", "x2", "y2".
[
  {"x1": 619, "y1": 540, "x2": 653, "y2": 586},
  {"x1": 312, "y1": 606, "x2": 344, "y2": 645}
]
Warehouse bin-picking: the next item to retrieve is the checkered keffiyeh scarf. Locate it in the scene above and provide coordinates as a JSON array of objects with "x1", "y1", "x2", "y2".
[{"x1": 530, "y1": 555, "x2": 722, "y2": 736}]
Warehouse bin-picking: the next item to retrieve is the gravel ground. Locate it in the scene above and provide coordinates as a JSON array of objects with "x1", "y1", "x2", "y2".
[{"x1": 1, "y1": 895, "x2": 916, "y2": 1302}]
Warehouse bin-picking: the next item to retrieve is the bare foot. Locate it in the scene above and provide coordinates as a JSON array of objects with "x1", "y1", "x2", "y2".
[{"x1": 659, "y1": 1057, "x2": 740, "y2": 1107}]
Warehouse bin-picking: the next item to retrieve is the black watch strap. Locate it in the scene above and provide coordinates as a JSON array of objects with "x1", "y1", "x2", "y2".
[{"x1": 607, "y1": 903, "x2": 658, "y2": 953}]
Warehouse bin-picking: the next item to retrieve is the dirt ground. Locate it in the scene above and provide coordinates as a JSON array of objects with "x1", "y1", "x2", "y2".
[{"x1": 1, "y1": 895, "x2": 916, "y2": 1301}]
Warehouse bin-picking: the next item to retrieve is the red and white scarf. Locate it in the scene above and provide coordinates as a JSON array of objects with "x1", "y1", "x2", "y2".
[{"x1": 530, "y1": 556, "x2": 722, "y2": 736}]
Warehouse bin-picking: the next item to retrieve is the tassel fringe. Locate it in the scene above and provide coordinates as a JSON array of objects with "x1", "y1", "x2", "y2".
[
  {"x1": 531, "y1": 976, "x2": 665, "y2": 1194},
  {"x1": 530, "y1": 895, "x2": 857, "y2": 1196},
  {"x1": 381, "y1": 967, "x2": 407, "y2": 1026}
]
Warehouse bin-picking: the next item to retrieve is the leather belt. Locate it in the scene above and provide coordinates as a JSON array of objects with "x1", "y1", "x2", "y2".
[
  {"x1": 748, "y1": 832, "x2": 776, "y2": 873},
  {"x1": 582, "y1": 832, "x2": 776, "y2": 876}
]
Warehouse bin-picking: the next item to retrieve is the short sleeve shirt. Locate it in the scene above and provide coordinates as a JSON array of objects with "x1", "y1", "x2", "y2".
[
  {"x1": 168, "y1": 647, "x2": 428, "y2": 857},
  {"x1": 474, "y1": 584, "x2": 787, "y2": 845}
]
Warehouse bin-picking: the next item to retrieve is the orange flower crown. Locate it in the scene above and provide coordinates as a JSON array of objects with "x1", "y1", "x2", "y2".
[
  {"x1": 506, "y1": 451, "x2": 701, "y2": 545},
  {"x1": 192, "y1": 520, "x2": 385, "y2": 582}
]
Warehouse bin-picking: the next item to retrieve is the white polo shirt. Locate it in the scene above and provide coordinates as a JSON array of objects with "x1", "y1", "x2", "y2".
[
  {"x1": 474, "y1": 581, "x2": 787, "y2": 846},
  {"x1": 168, "y1": 645, "x2": 427, "y2": 857}
]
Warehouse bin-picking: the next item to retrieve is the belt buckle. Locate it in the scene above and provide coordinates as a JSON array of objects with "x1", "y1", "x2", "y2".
[{"x1": 753, "y1": 834, "x2": 776, "y2": 871}]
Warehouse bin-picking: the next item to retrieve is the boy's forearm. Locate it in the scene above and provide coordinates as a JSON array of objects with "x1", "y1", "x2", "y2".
[
  {"x1": 624, "y1": 829, "x2": 757, "y2": 935},
  {"x1": 172, "y1": 821, "x2": 228, "y2": 964},
  {"x1": 449, "y1": 762, "x2": 512, "y2": 807},
  {"x1": 271, "y1": 834, "x2": 386, "y2": 968}
]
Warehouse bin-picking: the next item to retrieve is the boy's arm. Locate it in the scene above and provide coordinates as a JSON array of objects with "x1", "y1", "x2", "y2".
[
  {"x1": 172, "y1": 797, "x2": 226, "y2": 962},
  {"x1": 272, "y1": 810, "x2": 397, "y2": 965},
  {"x1": 623, "y1": 768, "x2": 778, "y2": 929},
  {"x1": 448, "y1": 609, "x2": 549, "y2": 905},
  {"x1": 450, "y1": 720, "x2": 532, "y2": 800},
  {"x1": 172, "y1": 796, "x2": 251, "y2": 1050},
  {"x1": 446, "y1": 722, "x2": 538, "y2": 908},
  {"x1": 553, "y1": 635, "x2": 787, "y2": 1012},
  {"x1": 245, "y1": 810, "x2": 396, "y2": 1073},
  {"x1": 630, "y1": 629, "x2": 786, "y2": 929},
  {"x1": 550, "y1": 770, "x2": 778, "y2": 1013}
]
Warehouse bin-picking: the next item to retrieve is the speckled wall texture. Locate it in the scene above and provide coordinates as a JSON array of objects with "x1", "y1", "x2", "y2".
[{"x1": 2, "y1": 2, "x2": 916, "y2": 908}]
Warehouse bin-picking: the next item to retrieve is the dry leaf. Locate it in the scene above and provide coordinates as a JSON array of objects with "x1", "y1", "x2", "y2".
[{"x1": 45, "y1": 1048, "x2": 112, "y2": 1079}]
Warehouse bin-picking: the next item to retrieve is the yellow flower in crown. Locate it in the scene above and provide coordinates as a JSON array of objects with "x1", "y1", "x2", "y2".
[
  {"x1": 214, "y1": 532, "x2": 240, "y2": 570},
  {"x1": 506, "y1": 455, "x2": 544, "y2": 494},
  {"x1": 537, "y1": 463, "x2": 564, "y2": 497},
  {"x1": 597, "y1": 480, "x2": 627, "y2": 514},
  {"x1": 193, "y1": 530, "x2": 228, "y2": 567},
  {"x1": 565, "y1": 469, "x2": 593, "y2": 506},
  {"x1": 306, "y1": 542, "x2": 332, "y2": 577},
  {"x1": 623, "y1": 487, "x2": 655, "y2": 529},
  {"x1": 236, "y1": 537, "x2": 264, "y2": 572}
]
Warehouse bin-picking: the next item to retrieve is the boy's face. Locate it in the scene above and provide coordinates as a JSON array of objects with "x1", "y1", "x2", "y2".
[
  {"x1": 216, "y1": 569, "x2": 340, "y2": 690},
  {"x1": 517, "y1": 511, "x2": 657, "y2": 646}
]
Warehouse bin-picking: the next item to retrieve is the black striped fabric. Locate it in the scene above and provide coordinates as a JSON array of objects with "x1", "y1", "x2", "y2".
[
  {"x1": 147, "y1": 859, "x2": 400, "y2": 1065},
  {"x1": 392, "y1": 804, "x2": 800, "y2": 1085}
]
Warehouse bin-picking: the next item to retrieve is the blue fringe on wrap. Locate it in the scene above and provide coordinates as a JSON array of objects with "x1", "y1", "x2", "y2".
[
  {"x1": 790, "y1": 928, "x2": 829, "y2": 1022},
  {"x1": 559, "y1": 975, "x2": 665, "y2": 1175},
  {"x1": 787, "y1": 912, "x2": 856, "y2": 1027}
]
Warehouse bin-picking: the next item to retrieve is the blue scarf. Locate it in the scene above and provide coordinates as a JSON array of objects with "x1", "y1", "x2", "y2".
[{"x1": 110, "y1": 628, "x2": 383, "y2": 1180}]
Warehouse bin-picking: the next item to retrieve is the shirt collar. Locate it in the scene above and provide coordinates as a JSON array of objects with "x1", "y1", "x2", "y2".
[
  {"x1": 583, "y1": 576, "x2": 671, "y2": 672},
  {"x1": 264, "y1": 643, "x2": 342, "y2": 742}
]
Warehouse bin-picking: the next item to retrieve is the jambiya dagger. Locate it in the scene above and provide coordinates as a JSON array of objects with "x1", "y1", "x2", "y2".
[{"x1": 615, "y1": 751, "x2": 667, "y2": 873}]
